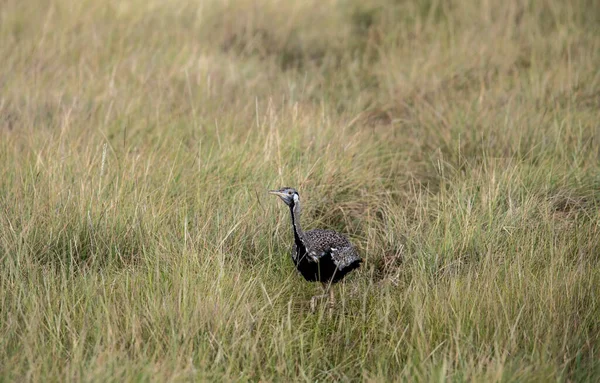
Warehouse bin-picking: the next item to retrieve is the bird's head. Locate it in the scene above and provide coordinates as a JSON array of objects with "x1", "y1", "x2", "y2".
[{"x1": 268, "y1": 187, "x2": 299, "y2": 206}]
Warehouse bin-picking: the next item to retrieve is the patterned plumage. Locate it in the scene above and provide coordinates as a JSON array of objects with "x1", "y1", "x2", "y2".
[{"x1": 269, "y1": 187, "x2": 362, "y2": 285}]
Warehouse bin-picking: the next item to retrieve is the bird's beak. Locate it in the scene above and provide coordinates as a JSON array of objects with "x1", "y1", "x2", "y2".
[{"x1": 268, "y1": 190, "x2": 286, "y2": 198}]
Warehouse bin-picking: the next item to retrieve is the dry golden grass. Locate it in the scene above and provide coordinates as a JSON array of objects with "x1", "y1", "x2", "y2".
[{"x1": 1, "y1": 0, "x2": 599, "y2": 381}]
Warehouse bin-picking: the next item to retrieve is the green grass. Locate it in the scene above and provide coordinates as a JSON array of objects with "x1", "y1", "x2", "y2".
[{"x1": 1, "y1": 0, "x2": 600, "y2": 381}]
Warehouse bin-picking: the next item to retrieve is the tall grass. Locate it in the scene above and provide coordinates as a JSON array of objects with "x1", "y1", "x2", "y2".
[{"x1": 1, "y1": 0, "x2": 599, "y2": 380}]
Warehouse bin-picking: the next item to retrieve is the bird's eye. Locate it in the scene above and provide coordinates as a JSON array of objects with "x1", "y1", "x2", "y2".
[{"x1": 288, "y1": 191, "x2": 292, "y2": 195}]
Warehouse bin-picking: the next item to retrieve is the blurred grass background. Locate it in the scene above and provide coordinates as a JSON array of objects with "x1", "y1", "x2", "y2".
[{"x1": 1, "y1": 0, "x2": 599, "y2": 381}]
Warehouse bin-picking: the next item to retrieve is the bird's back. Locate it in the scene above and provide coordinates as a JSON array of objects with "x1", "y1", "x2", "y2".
[{"x1": 292, "y1": 229, "x2": 362, "y2": 283}]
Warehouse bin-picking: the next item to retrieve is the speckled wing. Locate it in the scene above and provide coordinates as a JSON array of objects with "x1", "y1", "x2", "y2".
[
  {"x1": 304, "y1": 229, "x2": 362, "y2": 269},
  {"x1": 329, "y1": 245, "x2": 362, "y2": 270}
]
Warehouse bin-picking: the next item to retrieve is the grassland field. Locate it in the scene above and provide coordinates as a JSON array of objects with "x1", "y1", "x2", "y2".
[{"x1": 1, "y1": 0, "x2": 600, "y2": 381}]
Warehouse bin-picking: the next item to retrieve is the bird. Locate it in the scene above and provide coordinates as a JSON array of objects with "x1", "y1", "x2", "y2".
[{"x1": 269, "y1": 187, "x2": 362, "y2": 313}]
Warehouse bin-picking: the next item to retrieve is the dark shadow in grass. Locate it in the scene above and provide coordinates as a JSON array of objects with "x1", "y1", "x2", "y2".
[{"x1": 30, "y1": 215, "x2": 146, "y2": 270}]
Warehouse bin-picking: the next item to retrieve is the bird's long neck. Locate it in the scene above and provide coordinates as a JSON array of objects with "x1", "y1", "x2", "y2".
[{"x1": 289, "y1": 199, "x2": 305, "y2": 248}]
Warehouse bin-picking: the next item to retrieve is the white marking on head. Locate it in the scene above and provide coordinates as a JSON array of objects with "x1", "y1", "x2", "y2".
[{"x1": 293, "y1": 193, "x2": 299, "y2": 203}]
